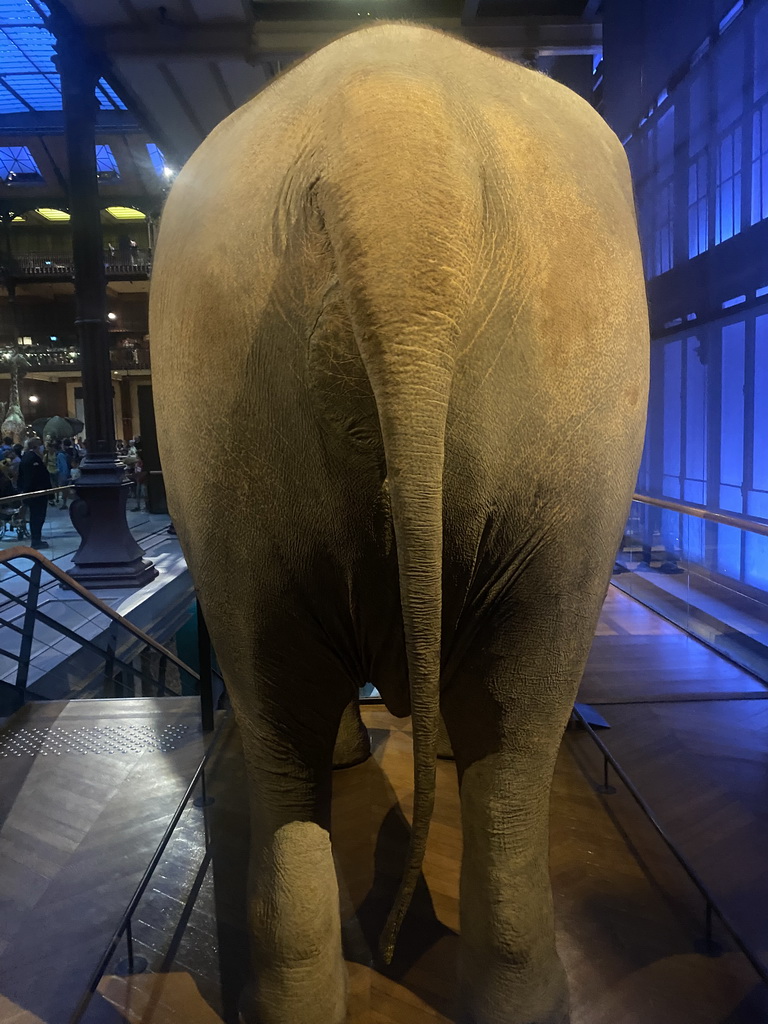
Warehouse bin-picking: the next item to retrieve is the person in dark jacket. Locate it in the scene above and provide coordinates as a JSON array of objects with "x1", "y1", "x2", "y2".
[{"x1": 17, "y1": 437, "x2": 51, "y2": 549}]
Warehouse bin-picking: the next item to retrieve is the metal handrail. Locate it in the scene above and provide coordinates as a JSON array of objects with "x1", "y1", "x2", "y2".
[
  {"x1": 0, "y1": 484, "x2": 72, "y2": 504},
  {"x1": 0, "y1": 544, "x2": 201, "y2": 689},
  {"x1": 633, "y1": 492, "x2": 768, "y2": 538},
  {"x1": 0, "y1": 472, "x2": 147, "y2": 505},
  {"x1": 0, "y1": 544, "x2": 225, "y2": 1022},
  {"x1": 572, "y1": 706, "x2": 768, "y2": 987},
  {"x1": 68, "y1": 720, "x2": 225, "y2": 1024}
]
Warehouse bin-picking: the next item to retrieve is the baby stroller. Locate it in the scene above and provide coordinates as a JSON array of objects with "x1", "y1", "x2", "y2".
[
  {"x1": 0, "y1": 462, "x2": 29, "y2": 541},
  {"x1": 0, "y1": 497, "x2": 29, "y2": 541}
]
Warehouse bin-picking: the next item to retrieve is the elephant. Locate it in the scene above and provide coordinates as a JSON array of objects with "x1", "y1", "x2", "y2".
[{"x1": 150, "y1": 22, "x2": 648, "y2": 1024}]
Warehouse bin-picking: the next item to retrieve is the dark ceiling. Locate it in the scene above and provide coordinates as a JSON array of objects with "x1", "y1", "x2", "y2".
[
  {"x1": 0, "y1": 0, "x2": 602, "y2": 180},
  {"x1": 52, "y1": 0, "x2": 602, "y2": 166}
]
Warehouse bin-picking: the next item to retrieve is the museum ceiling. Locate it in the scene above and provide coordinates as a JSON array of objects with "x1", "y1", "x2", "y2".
[{"x1": 53, "y1": 0, "x2": 602, "y2": 167}]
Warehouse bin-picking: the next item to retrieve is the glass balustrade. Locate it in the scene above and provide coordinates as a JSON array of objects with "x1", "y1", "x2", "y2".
[{"x1": 614, "y1": 495, "x2": 768, "y2": 683}]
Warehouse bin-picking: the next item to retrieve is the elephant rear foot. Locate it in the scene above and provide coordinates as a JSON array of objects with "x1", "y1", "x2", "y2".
[
  {"x1": 244, "y1": 821, "x2": 347, "y2": 1024},
  {"x1": 332, "y1": 698, "x2": 372, "y2": 769},
  {"x1": 457, "y1": 952, "x2": 569, "y2": 1024}
]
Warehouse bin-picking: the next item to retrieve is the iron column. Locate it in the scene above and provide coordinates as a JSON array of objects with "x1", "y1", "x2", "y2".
[{"x1": 53, "y1": 15, "x2": 156, "y2": 588}]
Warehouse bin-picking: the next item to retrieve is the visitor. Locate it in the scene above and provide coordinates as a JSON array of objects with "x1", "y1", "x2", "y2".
[
  {"x1": 0, "y1": 435, "x2": 14, "y2": 457},
  {"x1": 44, "y1": 438, "x2": 59, "y2": 505},
  {"x1": 0, "y1": 457, "x2": 26, "y2": 535},
  {"x1": 0, "y1": 457, "x2": 16, "y2": 498},
  {"x1": 17, "y1": 437, "x2": 51, "y2": 550},
  {"x1": 9, "y1": 444, "x2": 23, "y2": 483},
  {"x1": 56, "y1": 445, "x2": 72, "y2": 509}
]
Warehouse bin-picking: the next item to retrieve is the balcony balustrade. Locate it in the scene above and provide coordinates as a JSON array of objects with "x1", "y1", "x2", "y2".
[
  {"x1": 0, "y1": 345, "x2": 150, "y2": 372},
  {"x1": 2, "y1": 250, "x2": 152, "y2": 278}
]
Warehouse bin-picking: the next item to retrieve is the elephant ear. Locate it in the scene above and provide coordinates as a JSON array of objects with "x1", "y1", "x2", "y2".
[{"x1": 319, "y1": 70, "x2": 484, "y2": 961}]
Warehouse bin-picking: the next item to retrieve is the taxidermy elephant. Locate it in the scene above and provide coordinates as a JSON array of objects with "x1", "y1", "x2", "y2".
[{"x1": 150, "y1": 22, "x2": 648, "y2": 1024}]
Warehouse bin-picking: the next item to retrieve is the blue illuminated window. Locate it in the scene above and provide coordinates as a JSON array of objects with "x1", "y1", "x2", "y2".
[
  {"x1": 746, "y1": 314, "x2": 768, "y2": 586},
  {"x1": 688, "y1": 154, "x2": 708, "y2": 256},
  {"x1": 717, "y1": 320, "x2": 746, "y2": 576},
  {"x1": 752, "y1": 100, "x2": 768, "y2": 224},
  {"x1": 684, "y1": 335, "x2": 707, "y2": 506},
  {"x1": 715, "y1": 22, "x2": 744, "y2": 133},
  {"x1": 754, "y1": 3, "x2": 768, "y2": 102},
  {"x1": 689, "y1": 74, "x2": 708, "y2": 156},
  {"x1": 0, "y1": 143, "x2": 42, "y2": 182},
  {"x1": 97, "y1": 78, "x2": 127, "y2": 111},
  {"x1": 146, "y1": 142, "x2": 166, "y2": 176},
  {"x1": 654, "y1": 182, "x2": 674, "y2": 274},
  {"x1": 715, "y1": 127, "x2": 742, "y2": 242},
  {"x1": 637, "y1": 184, "x2": 654, "y2": 279},
  {"x1": 719, "y1": 321, "x2": 745, "y2": 511},
  {"x1": 3, "y1": 71, "x2": 60, "y2": 108},
  {"x1": 657, "y1": 108, "x2": 675, "y2": 168},
  {"x1": 646, "y1": 107, "x2": 676, "y2": 277},
  {"x1": 662, "y1": 339, "x2": 682, "y2": 497},
  {"x1": 0, "y1": 1, "x2": 60, "y2": 111},
  {"x1": 95, "y1": 143, "x2": 119, "y2": 179},
  {"x1": 752, "y1": 314, "x2": 768, "y2": 496}
]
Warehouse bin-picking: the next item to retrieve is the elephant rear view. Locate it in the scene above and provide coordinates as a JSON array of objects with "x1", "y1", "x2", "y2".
[{"x1": 150, "y1": 23, "x2": 648, "y2": 1024}]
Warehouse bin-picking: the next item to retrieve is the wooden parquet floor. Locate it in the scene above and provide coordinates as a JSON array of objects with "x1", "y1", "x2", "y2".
[{"x1": 2, "y1": 587, "x2": 768, "y2": 1024}]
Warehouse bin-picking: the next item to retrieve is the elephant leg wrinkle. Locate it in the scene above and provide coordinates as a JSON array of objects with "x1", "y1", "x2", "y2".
[
  {"x1": 244, "y1": 821, "x2": 347, "y2": 1024},
  {"x1": 449, "y1": 736, "x2": 572, "y2": 1024}
]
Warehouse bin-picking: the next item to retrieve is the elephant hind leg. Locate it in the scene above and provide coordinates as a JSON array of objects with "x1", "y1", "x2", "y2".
[
  {"x1": 242, "y1": 819, "x2": 347, "y2": 1024},
  {"x1": 443, "y1": 578, "x2": 606, "y2": 1024},
  {"x1": 332, "y1": 698, "x2": 372, "y2": 769},
  {"x1": 233, "y1": 674, "x2": 350, "y2": 1024}
]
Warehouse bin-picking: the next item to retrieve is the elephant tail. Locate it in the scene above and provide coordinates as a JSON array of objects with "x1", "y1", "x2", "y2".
[{"x1": 317, "y1": 70, "x2": 483, "y2": 962}]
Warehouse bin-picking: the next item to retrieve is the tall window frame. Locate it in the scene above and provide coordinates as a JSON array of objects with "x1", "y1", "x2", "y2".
[
  {"x1": 654, "y1": 107, "x2": 676, "y2": 275},
  {"x1": 713, "y1": 18, "x2": 746, "y2": 243},
  {"x1": 750, "y1": 3, "x2": 768, "y2": 224},
  {"x1": 687, "y1": 71, "x2": 709, "y2": 256}
]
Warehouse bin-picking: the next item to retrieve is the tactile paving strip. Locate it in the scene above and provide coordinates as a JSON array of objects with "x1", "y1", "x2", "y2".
[{"x1": 0, "y1": 722, "x2": 190, "y2": 756}]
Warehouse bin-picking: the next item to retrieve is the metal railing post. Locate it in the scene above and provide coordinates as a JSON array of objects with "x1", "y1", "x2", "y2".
[
  {"x1": 197, "y1": 599, "x2": 214, "y2": 733},
  {"x1": 15, "y1": 558, "x2": 42, "y2": 702}
]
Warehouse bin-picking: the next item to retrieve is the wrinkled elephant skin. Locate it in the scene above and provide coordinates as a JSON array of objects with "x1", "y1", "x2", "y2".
[{"x1": 150, "y1": 23, "x2": 648, "y2": 1024}]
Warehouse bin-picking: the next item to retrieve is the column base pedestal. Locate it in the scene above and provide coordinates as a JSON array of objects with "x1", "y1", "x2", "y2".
[
  {"x1": 67, "y1": 556, "x2": 158, "y2": 590},
  {"x1": 68, "y1": 464, "x2": 158, "y2": 590}
]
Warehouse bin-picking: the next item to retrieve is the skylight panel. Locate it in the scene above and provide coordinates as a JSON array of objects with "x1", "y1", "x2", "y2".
[
  {"x1": 4, "y1": 71, "x2": 60, "y2": 107},
  {"x1": 3, "y1": 24, "x2": 56, "y2": 69},
  {"x1": 0, "y1": 143, "x2": 42, "y2": 180},
  {"x1": 0, "y1": 1, "x2": 45, "y2": 25},
  {"x1": 0, "y1": 83, "x2": 27, "y2": 111},
  {"x1": 95, "y1": 143, "x2": 119, "y2": 178},
  {"x1": 98, "y1": 78, "x2": 127, "y2": 111},
  {"x1": 146, "y1": 143, "x2": 167, "y2": 176},
  {"x1": 0, "y1": 31, "x2": 37, "y2": 72},
  {"x1": 0, "y1": 3, "x2": 117, "y2": 114}
]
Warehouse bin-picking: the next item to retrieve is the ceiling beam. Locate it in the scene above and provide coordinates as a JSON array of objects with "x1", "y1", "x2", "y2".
[
  {"x1": 91, "y1": 22, "x2": 253, "y2": 58},
  {"x1": 0, "y1": 110, "x2": 141, "y2": 136},
  {"x1": 91, "y1": 15, "x2": 600, "y2": 59},
  {"x1": 250, "y1": 18, "x2": 602, "y2": 58}
]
